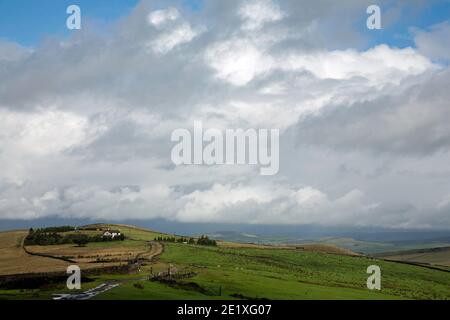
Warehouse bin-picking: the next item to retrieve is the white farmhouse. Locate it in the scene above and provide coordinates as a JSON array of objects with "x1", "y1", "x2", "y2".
[{"x1": 102, "y1": 229, "x2": 121, "y2": 239}]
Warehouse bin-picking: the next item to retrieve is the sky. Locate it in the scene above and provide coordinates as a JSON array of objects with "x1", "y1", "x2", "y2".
[
  {"x1": 1, "y1": 0, "x2": 449, "y2": 47},
  {"x1": 0, "y1": 0, "x2": 449, "y2": 229},
  {"x1": 0, "y1": 0, "x2": 207, "y2": 45}
]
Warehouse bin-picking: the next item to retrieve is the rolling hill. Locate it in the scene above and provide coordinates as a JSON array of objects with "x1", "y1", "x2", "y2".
[
  {"x1": 374, "y1": 247, "x2": 450, "y2": 269},
  {"x1": 0, "y1": 224, "x2": 449, "y2": 300}
]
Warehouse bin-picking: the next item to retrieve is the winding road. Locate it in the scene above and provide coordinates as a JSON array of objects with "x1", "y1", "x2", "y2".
[
  {"x1": 53, "y1": 281, "x2": 121, "y2": 300},
  {"x1": 52, "y1": 241, "x2": 163, "y2": 300}
]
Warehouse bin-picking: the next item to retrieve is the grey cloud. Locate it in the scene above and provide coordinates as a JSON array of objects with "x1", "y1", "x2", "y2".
[
  {"x1": 295, "y1": 68, "x2": 450, "y2": 155},
  {"x1": 414, "y1": 21, "x2": 450, "y2": 62}
]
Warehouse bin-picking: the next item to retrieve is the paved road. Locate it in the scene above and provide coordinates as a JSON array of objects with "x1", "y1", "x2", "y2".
[{"x1": 53, "y1": 281, "x2": 120, "y2": 300}]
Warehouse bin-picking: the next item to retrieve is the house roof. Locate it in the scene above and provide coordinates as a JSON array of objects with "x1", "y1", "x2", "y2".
[{"x1": 103, "y1": 230, "x2": 121, "y2": 233}]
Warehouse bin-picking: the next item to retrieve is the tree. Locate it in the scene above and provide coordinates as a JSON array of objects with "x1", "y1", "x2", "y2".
[{"x1": 73, "y1": 234, "x2": 89, "y2": 247}]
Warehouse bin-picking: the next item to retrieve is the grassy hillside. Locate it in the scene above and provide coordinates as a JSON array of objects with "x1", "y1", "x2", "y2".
[
  {"x1": 318, "y1": 237, "x2": 450, "y2": 254},
  {"x1": 208, "y1": 233, "x2": 450, "y2": 255},
  {"x1": 1, "y1": 224, "x2": 449, "y2": 300},
  {"x1": 375, "y1": 247, "x2": 450, "y2": 268},
  {"x1": 97, "y1": 242, "x2": 449, "y2": 300},
  {"x1": 99, "y1": 225, "x2": 450, "y2": 300}
]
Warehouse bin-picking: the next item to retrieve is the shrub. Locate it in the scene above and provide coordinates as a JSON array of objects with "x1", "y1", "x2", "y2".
[{"x1": 133, "y1": 283, "x2": 144, "y2": 290}]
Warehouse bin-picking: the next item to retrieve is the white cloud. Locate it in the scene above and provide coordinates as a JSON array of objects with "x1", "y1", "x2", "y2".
[
  {"x1": 294, "y1": 187, "x2": 328, "y2": 210},
  {"x1": 282, "y1": 45, "x2": 434, "y2": 83},
  {"x1": 150, "y1": 22, "x2": 205, "y2": 54},
  {"x1": 147, "y1": 7, "x2": 205, "y2": 55},
  {"x1": 239, "y1": 0, "x2": 285, "y2": 31},
  {"x1": 0, "y1": 108, "x2": 89, "y2": 156},
  {"x1": 205, "y1": 38, "x2": 274, "y2": 86},
  {"x1": 205, "y1": 40, "x2": 434, "y2": 87},
  {"x1": 175, "y1": 183, "x2": 380, "y2": 226},
  {"x1": 0, "y1": 183, "x2": 175, "y2": 220},
  {"x1": 148, "y1": 7, "x2": 180, "y2": 28}
]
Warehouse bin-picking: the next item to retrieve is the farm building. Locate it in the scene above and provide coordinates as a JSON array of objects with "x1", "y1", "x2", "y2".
[{"x1": 102, "y1": 229, "x2": 121, "y2": 239}]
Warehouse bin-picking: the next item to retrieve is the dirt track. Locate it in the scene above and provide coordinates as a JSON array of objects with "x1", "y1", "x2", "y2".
[{"x1": 136, "y1": 241, "x2": 164, "y2": 261}]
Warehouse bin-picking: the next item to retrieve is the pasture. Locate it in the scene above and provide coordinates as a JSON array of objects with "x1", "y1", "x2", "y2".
[{"x1": 1, "y1": 225, "x2": 449, "y2": 300}]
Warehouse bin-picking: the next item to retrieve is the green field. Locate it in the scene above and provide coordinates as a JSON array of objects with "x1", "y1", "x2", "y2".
[
  {"x1": 95, "y1": 243, "x2": 449, "y2": 300},
  {"x1": 1, "y1": 224, "x2": 449, "y2": 300}
]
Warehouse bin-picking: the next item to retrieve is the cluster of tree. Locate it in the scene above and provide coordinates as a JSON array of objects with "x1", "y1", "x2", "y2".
[
  {"x1": 154, "y1": 236, "x2": 194, "y2": 244},
  {"x1": 80, "y1": 227, "x2": 101, "y2": 231},
  {"x1": 32, "y1": 226, "x2": 75, "y2": 233},
  {"x1": 24, "y1": 228, "x2": 125, "y2": 246},
  {"x1": 196, "y1": 235, "x2": 217, "y2": 246},
  {"x1": 154, "y1": 235, "x2": 217, "y2": 246},
  {"x1": 24, "y1": 230, "x2": 64, "y2": 246}
]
